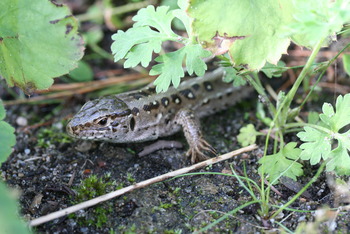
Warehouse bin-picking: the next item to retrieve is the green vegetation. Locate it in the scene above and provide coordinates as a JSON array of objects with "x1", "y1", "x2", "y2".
[
  {"x1": 70, "y1": 174, "x2": 116, "y2": 228},
  {"x1": 37, "y1": 125, "x2": 73, "y2": 148},
  {"x1": 0, "y1": 100, "x2": 15, "y2": 164},
  {"x1": 112, "y1": 0, "x2": 350, "y2": 179},
  {"x1": 0, "y1": 0, "x2": 83, "y2": 92},
  {"x1": 0, "y1": 101, "x2": 31, "y2": 233}
]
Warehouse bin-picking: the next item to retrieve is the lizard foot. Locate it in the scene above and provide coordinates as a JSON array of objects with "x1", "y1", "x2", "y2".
[{"x1": 186, "y1": 138, "x2": 217, "y2": 164}]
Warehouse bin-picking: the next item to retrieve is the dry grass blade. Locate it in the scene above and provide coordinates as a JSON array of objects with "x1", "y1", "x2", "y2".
[{"x1": 4, "y1": 73, "x2": 154, "y2": 106}]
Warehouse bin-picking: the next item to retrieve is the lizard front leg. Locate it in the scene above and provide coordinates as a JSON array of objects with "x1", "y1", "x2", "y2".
[{"x1": 175, "y1": 109, "x2": 216, "y2": 163}]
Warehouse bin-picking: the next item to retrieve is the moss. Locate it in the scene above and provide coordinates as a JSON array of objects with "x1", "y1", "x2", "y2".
[
  {"x1": 172, "y1": 187, "x2": 181, "y2": 196},
  {"x1": 118, "y1": 223, "x2": 137, "y2": 233},
  {"x1": 159, "y1": 202, "x2": 173, "y2": 209},
  {"x1": 126, "y1": 173, "x2": 136, "y2": 183},
  {"x1": 37, "y1": 123, "x2": 72, "y2": 148},
  {"x1": 70, "y1": 174, "x2": 116, "y2": 228},
  {"x1": 163, "y1": 229, "x2": 183, "y2": 234}
]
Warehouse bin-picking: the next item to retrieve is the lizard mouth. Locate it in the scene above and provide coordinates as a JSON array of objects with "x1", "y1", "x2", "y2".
[{"x1": 66, "y1": 121, "x2": 111, "y2": 140}]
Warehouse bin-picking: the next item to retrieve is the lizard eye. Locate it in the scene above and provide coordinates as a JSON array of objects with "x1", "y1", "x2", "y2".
[{"x1": 98, "y1": 118, "x2": 108, "y2": 126}]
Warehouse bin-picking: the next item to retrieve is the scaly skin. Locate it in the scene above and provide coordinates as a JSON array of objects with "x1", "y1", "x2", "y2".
[{"x1": 66, "y1": 69, "x2": 253, "y2": 163}]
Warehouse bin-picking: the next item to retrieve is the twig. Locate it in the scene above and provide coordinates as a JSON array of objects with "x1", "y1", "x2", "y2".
[
  {"x1": 29, "y1": 144, "x2": 258, "y2": 227},
  {"x1": 4, "y1": 74, "x2": 153, "y2": 106}
]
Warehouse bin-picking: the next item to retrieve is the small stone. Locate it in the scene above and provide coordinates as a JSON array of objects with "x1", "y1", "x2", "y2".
[
  {"x1": 75, "y1": 141, "x2": 93, "y2": 152},
  {"x1": 53, "y1": 122, "x2": 63, "y2": 130},
  {"x1": 24, "y1": 149, "x2": 31, "y2": 155},
  {"x1": 298, "y1": 215, "x2": 306, "y2": 222},
  {"x1": 16, "y1": 116, "x2": 28, "y2": 126}
]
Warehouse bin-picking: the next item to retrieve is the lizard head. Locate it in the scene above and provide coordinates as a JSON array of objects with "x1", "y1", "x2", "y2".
[{"x1": 66, "y1": 96, "x2": 135, "y2": 142}]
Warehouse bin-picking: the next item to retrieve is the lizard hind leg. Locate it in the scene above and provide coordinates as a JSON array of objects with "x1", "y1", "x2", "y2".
[{"x1": 175, "y1": 109, "x2": 217, "y2": 164}]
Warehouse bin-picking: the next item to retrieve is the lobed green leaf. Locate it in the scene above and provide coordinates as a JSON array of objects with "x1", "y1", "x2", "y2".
[
  {"x1": 151, "y1": 45, "x2": 210, "y2": 92},
  {"x1": 151, "y1": 49, "x2": 186, "y2": 92},
  {"x1": 298, "y1": 94, "x2": 350, "y2": 174},
  {"x1": 237, "y1": 124, "x2": 258, "y2": 147},
  {"x1": 133, "y1": 5, "x2": 177, "y2": 37},
  {"x1": 0, "y1": 0, "x2": 84, "y2": 93},
  {"x1": 111, "y1": 27, "x2": 163, "y2": 67},
  {"x1": 297, "y1": 127, "x2": 332, "y2": 165},
  {"x1": 111, "y1": 2, "x2": 213, "y2": 92},
  {"x1": 258, "y1": 142, "x2": 303, "y2": 184},
  {"x1": 222, "y1": 67, "x2": 247, "y2": 87}
]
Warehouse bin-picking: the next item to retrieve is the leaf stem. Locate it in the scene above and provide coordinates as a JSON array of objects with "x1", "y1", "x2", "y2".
[
  {"x1": 299, "y1": 42, "x2": 350, "y2": 109},
  {"x1": 263, "y1": 37, "x2": 326, "y2": 155},
  {"x1": 260, "y1": 37, "x2": 326, "y2": 197},
  {"x1": 76, "y1": 0, "x2": 156, "y2": 22},
  {"x1": 245, "y1": 74, "x2": 276, "y2": 116}
]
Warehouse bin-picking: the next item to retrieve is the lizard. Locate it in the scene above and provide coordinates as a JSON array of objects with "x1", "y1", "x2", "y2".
[{"x1": 66, "y1": 68, "x2": 253, "y2": 163}]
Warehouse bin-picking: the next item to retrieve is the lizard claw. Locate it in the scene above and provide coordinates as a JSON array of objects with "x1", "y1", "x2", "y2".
[{"x1": 186, "y1": 138, "x2": 217, "y2": 164}]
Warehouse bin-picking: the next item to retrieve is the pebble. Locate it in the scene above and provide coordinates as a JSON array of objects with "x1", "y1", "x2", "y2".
[
  {"x1": 75, "y1": 141, "x2": 93, "y2": 152},
  {"x1": 16, "y1": 116, "x2": 28, "y2": 126}
]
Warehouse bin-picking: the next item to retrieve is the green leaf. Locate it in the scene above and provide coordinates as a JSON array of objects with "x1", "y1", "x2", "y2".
[
  {"x1": 0, "y1": 100, "x2": 16, "y2": 164},
  {"x1": 222, "y1": 67, "x2": 247, "y2": 87},
  {"x1": 297, "y1": 94, "x2": 350, "y2": 174},
  {"x1": 188, "y1": 0, "x2": 294, "y2": 70},
  {"x1": 297, "y1": 126, "x2": 332, "y2": 165},
  {"x1": 256, "y1": 102, "x2": 273, "y2": 126},
  {"x1": 343, "y1": 54, "x2": 350, "y2": 76},
  {"x1": 0, "y1": 0, "x2": 84, "y2": 93},
  {"x1": 258, "y1": 142, "x2": 303, "y2": 184},
  {"x1": 84, "y1": 27, "x2": 103, "y2": 45},
  {"x1": 286, "y1": 0, "x2": 350, "y2": 48},
  {"x1": 69, "y1": 61, "x2": 94, "y2": 82},
  {"x1": 111, "y1": 5, "x2": 178, "y2": 68},
  {"x1": 111, "y1": 4, "x2": 212, "y2": 92},
  {"x1": 307, "y1": 111, "x2": 320, "y2": 124},
  {"x1": 320, "y1": 95, "x2": 350, "y2": 131},
  {"x1": 326, "y1": 142, "x2": 350, "y2": 175},
  {"x1": 133, "y1": 5, "x2": 177, "y2": 37},
  {"x1": 150, "y1": 45, "x2": 210, "y2": 92},
  {"x1": 0, "y1": 182, "x2": 32, "y2": 234},
  {"x1": 0, "y1": 101, "x2": 5, "y2": 120},
  {"x1": 261, "y1": 61, "x2": 287, "y2": 78},
  {"x1": 237, "y1": 124, "x2": 259, "y2": 147},
  {"x1": 111, "y1": 27, "x2": 163, "y2": 67},
  {"x1": 150, "y1": 49, "x2": 185, "y2": 92},
  {"x1": 184, "y1": 44, "x2": 211, "y2": 76}
]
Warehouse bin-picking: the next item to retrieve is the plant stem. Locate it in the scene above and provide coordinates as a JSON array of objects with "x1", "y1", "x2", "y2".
[
  {"x1": 245, "y1": 74, "x2": 276, "y2": 116},
  {"x1": 197, "y1": 200, "x2": 261, "y2": 233},
  {"x1": 299, "y1": 42, "x2": 350, "y2": 109},
  {"x1": 260, "y1": 37, "x2": 326, "y2": 200},
  {"x1": 269, "y1": 162, "x2": 326, "y2": 219},
  {"x1": 76, "y1": 0, "x2": 156, "y2": 22},
  {"x1": 263, "y1": 37, "x2": 326, "y2": 156},
  {"x1": 279, "y1": 38, "x2": 325, "y2": 125}
]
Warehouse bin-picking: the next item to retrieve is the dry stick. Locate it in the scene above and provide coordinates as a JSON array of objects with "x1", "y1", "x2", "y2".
[
  {"x1": 29, "y1": 144, "x2": 258, "y2": 227},
  {"x1": 5, "y1": 74, "x2": 153, "y2": 105}
]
